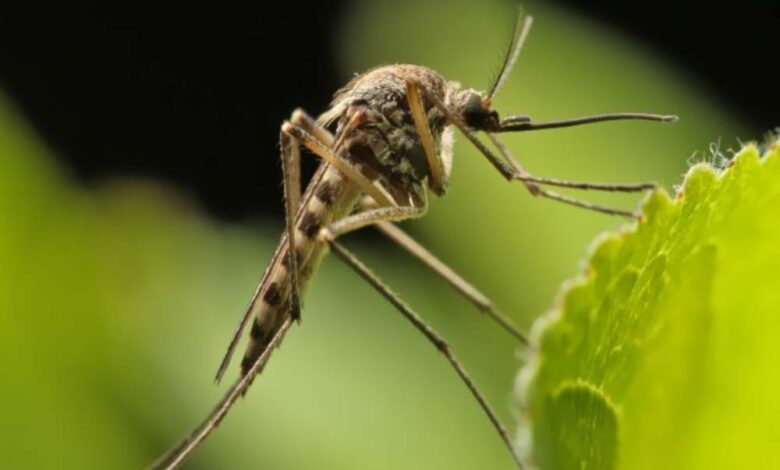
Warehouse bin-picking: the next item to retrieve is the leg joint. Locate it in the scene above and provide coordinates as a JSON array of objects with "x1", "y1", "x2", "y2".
[
  {"x1": 317, "y1": 227, "x2": 334, "y2": 243},
  {"x1": 291, "y1": 108, "x2": 316, "y2": 128},
  {"x1": 435, "y1": 338, "x2": 450, "y2": 354}
]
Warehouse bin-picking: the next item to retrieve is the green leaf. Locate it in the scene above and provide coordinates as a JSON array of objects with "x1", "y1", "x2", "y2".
[{"x1": 516, "y1": 142, "x2": 780, "y2": 469}]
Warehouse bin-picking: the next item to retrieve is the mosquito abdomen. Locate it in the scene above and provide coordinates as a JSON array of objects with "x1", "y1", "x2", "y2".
[{"x1": 240, "y1": 164, "x2": 361, "y2": 376}]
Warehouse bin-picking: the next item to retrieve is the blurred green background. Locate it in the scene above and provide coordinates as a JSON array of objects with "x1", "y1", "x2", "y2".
[{"x1": 0, "y1": 0, "x2": 748, "y2": 468}]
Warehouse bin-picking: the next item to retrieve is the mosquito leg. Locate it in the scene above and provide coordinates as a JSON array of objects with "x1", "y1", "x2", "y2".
[
  {"x1": 348, "y1": 198, "x2": 528, "y2": 344},
  {"x1": 348, "y1": 198, "x2": 527, "y2": 342},
  {"x1": 282, "y1": 121, "x2": 396, "y2": 207},
  {"x1": 537, "y1": 189, "x2": 638, "y2": 217},
  {"x1": 281, "y1": 106, "x2": 371, "y2": 325},
  {"x1": 372, "y1": 221, "x2": 528, "y2": 344},
  {"x1": 318, "y1": 206, "x2": 425, "y2": 243},
  {"x1": 281, "y1": 130, "x2": 302, "y2": 322},
  {"x1": 514, "y1": 175, "x2": 655, "y2": 192},
  {"x1": 486, "y1": 133, "x2": 641, "y2": 217},
  {"x1": 215, "y1": 110, "x2": 309, "y2": 381},
  {"x1": 486, "y1": 133, "x2": 655, "y2": 192},
  {"x1": 415, "y1": 81, "x2": 514, "y2": 178},
  {"x1": 415, "y1": 82, "x2": 645, "y2": 218},
  {"x1": 290, "y1": 108, "x2": 335, "y2": 147},
  {"x1": 326, "y1": 240, "x2": 524, "y2": 469},
  {"x1": 290, "y1": 109, "x2": 403, "y2": 209},
  {"x1": 151, "y1": 318, "x2": 294, "y2": 470},
  {"x1": 405, "y1": 79, "x2": 448, "y2": 195},
  {"x1": 279, "y1": 104, "x2": 366, "y2": 300},
  {"x1": 218, "y1": 107, "x2": 400, "y2": 381}
]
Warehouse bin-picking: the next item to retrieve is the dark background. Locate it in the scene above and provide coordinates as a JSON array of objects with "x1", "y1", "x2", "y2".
[{"x1": 0, "y1": 1, "x2": 777, "y2": 220}]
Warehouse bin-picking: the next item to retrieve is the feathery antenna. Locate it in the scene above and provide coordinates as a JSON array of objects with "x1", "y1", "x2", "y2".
[{"x1": 487, "y1": 13, "x2": 533, "y2": 102}]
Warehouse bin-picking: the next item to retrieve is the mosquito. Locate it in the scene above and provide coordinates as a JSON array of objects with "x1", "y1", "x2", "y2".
[{"x1": 151, "y1": 14, "x2": 676, "y2": 469}]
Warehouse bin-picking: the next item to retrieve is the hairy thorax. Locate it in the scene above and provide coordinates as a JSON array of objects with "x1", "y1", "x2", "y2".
[{"x1": 317, "y1": 64, "x2": 458, "y2": 201}]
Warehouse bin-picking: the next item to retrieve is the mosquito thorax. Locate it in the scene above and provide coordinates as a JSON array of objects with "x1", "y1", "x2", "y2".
[{"x1": 318, "y1": 64, "x2": 459, "y2": 196}]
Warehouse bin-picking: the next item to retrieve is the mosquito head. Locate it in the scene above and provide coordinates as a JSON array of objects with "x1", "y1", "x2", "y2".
[
  {"x1": 446, "y1": 84, "x2": 529, "y2": 134},
  {"x1": 462, "y1": 91, "x2": 500, "y2": 131},
  {"x1": 445, "y1": 12, "x2": 676, "y2": 135},
  {"x1": 443, "y1": 13, "x2": 532, "y2": 133}
]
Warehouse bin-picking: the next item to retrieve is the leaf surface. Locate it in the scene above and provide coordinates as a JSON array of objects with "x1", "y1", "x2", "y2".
[{"x1": 517, "y1": 142, "x2": 780, "y2": 469}]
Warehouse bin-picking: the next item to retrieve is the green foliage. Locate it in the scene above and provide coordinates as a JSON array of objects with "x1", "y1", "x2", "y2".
[
  {"x1": 517, "y1": 143, "x2": 780, "y2": 469},
  {"x1": 0, "y1": 1, "x2": 755, "y2": 469}
]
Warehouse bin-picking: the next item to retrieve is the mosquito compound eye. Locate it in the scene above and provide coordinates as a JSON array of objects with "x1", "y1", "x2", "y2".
[{"x1": 463, "y1": 94, "x2": 490, "y2": 129}]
